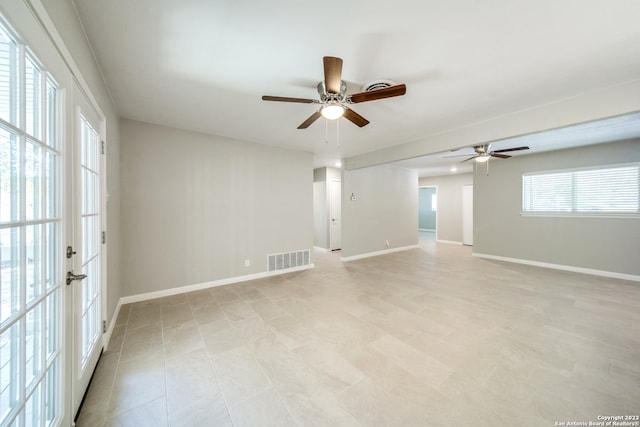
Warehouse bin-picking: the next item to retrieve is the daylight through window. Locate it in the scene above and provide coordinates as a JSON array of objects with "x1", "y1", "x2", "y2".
[{"x1": 522, "y1": 164, "x2": 640, "y2": 215}]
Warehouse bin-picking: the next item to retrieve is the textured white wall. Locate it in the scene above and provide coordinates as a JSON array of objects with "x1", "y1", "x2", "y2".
[
  {"x1": 342, "y1": 164, "x2": 418, "y2": 258},
  {"x1": 120, "y1": 119, "x2": 313, "y2": 296},
  {"x1": 473, "y1": 139, "x2": 640, "y2": 276}
]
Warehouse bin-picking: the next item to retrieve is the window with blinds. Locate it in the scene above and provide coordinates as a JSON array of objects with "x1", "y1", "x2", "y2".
[{"x1": 522, "y1": 164, "x2": 640, "y2": 215}]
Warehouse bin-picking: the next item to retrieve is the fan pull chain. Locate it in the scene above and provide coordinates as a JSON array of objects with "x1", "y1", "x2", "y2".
[
  {"x1": 336, "y1": 118, "x2": 340, "y2": 147},
  {"x1": 325, "y1": 118, "x2": 329, "y2": 144}
]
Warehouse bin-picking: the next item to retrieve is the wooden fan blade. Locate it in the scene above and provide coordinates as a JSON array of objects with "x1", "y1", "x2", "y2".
[
  {"x1": 443, "y1": 153, "x2": 475, "y2": 158},
  {"x1": 491, "y1": 153, "x2": 511, "y2": 159},
  {"x1": 349, "y1": 84, "x2": 407, "y2": 103},
  {"x1": 297, "y1": 110, "x2": 322, "y2": 129},
  {"x1": 262, "y1": 95, "x2": 315, "y2": 104},
  {"x1": 323, "y1": 56, "x2": 343, "y2": 94},
  {"x1": 460, "y1": 155, "x2": 478, "y2": 163},
  {"x1": 492, "y1": 146, "x2": 529, "y2": 153},
  {"x1": 343, "y1": 107, "x2": 370, "y2": 127}
]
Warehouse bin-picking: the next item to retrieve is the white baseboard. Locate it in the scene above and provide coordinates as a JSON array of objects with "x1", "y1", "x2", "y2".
[
  {"x1": 418, "y1": 228, "x2": 435, "y2": 232},
  {"x1": 119, "y1": 264, "x2": 315, "y2": 305},
  {"x1": 313, "y1": 246, "x2": 330, "y2": 253},
  {"x1": 436, "y1": 239, "x2": 463, "y2": 245},
  {"x1": 473, "y1": 252, "x2": 640, "y2": 282},
  {"x1": 341, "y1": 245, "x2": 420, "y2": 262},
  {"x1": 102, "y1": 299, "x2": 122, "y2": 351}
]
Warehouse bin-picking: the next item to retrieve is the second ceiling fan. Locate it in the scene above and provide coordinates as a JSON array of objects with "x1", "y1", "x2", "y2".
[
  {"x1": 262, "y1": 56, "x2": 407, "y2": 129},
  {"x1": 448, "y1": 144, "x2": 530, "y2": 163}
]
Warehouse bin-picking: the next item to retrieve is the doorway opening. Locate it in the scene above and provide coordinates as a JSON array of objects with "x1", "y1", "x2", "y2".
[{"x1": 418, "y1": 186, "x2": 437, "y2": 242}]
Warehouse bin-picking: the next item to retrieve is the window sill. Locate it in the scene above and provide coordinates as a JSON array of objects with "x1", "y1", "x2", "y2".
[{"x1": 521, "y1": 212, "x2": 640, "y2": 219}]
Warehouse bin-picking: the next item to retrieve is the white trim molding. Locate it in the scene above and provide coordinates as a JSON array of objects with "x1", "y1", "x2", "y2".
[
  {"x1": 119, "y1": 264, "x2": 315, "y2": 305},
  {"x1": 436, "y1": 239, "x2": 463, "y2": 246},
  {"x1": 102, "y1": 299, "x2": 122, "y2": 351},
  {"x1": 313, "y1": 246, "x2": 330, "y2": 253},
  {"x1": 473, "y1": 252, "x2": 640, "y2": 282},
  {"x1": 341, "y1": 245, "x2": 419, "y2": 262}
]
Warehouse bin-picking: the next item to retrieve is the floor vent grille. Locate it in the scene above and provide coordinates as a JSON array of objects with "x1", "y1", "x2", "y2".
[{"x1": 268, "y1": 250, "x2": 310, "y2": 272}]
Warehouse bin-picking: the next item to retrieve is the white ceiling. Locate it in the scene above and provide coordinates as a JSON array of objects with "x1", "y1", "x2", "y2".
[
  {"x1": 392, "y1": 111, "x2": 640, "y2": 176},
  {"x1": 72, "y1": 0, "x2": 640, "y2": 171}
]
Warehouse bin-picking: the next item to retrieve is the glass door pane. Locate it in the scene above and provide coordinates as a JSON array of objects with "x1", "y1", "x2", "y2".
[
  {"x1": 0, "y1": 20, "x2": 63, "y2": 427},
  {"x1": 71, "y1": 93, "x2": 103, "y2": 416},
  {"x1": 78, "y1": 115, "x2": 100, "y2": 369}
]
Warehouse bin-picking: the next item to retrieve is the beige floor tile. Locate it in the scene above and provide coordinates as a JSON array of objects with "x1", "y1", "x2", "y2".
[
  {"x1": 163, "y1": 319, "x2": 205, "y2": 360},
  {"x1": 278, "y1": 385, "x2": 361, "y2": 427},
  {"x1": 115, "y1": 304, "x2": 131, "y2": 326},
  {"x1": 127, "y1": 303, "x2": 162, "y2": 329},
  {"x1": 227, "y1": 388, "x2": 297, "y2": 427},
  {"x1": 209, "y1": 286, "x2": 241, "y2": 303},
  {"x1": 267, "y1": 314, "x2": 317, "y2": 349},
  {"x1": 202, "y1": 323, "x2": 250, "y2": 356},
  {"x1": 196, "y1": 316, "x2": 231, "y2": 337},
  {"x1": 164, "y1": 349, "x2": 226, "y2": 419},
  {"x1": 107, "y1": 397, "x2": 168, "y2": 427},
  {"x1": 294, "y1": 341, "x2": 364, "y2": 392},
  {"x1": 308, "y1": 311, "x2": 383, "y2": 346},
  {"x1": 232, "y1": 284, "x2": 266, "y2": 304},
  {"x1": 250, "y1": 298, "x2": 286, "y2": 321},
  {"x1": 161, "y1": 302, "x2": 194, "y2": 327},
  {"x1": 77, "y1": 241, "x2": 640, "y2": 426},
  {"x1": 107, "y1": 354, "x2": 166, "y2": 416},
  {"x1": 168, "y1": 400, "x2": 233, "y2": 427},
  {"x1": 191, "y1": 300, "x2": 226, "y2": 325},
  {"x1": 368, "y1": 334, "x2": 453, "y2": 388},
  {"x1": 105, "y1": 322, "x2": 126, "y2": 355},
  {"x1": 78, "y1": 352, "x2": 120, "y2": 412},
  {"x1": 339, "y1": 377, "x2": 431, "y2": 427},
  {"x1": 211, "y1": 346, "x2": 272, "y2": 407},
  {"x1": 185, "y1": 288, "x2": 217, "y2": 308},
  {"x1": 220, "y1": 299, "x2": 258, "y2": 321},
  {"x1": 119, "y1": 322, "x2": 163, "y2": 363}
]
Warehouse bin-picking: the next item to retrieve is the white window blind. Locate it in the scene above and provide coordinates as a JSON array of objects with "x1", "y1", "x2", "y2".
[{"x1": 523, "y1": 164, "x2": 640, "y2": 215}]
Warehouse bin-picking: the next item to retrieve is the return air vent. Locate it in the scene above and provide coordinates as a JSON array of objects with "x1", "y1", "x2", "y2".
[
  {"x1": 360, "y1": 79, "x2": 396, "y2": 92},
  {"x1": 267, "y1": 250, "x2": 310, "y2": 272}
]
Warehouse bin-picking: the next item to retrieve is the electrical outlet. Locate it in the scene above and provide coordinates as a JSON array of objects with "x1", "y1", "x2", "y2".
[{"x1": 244, "y1": 259, "x2": 250, "y2": 267}]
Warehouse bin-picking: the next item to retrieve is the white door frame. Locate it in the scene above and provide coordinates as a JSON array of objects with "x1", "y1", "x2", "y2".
[
  {"x1": 69, "y1": 82, "x2": 107, "y2": 418},
  {"x1": 329, "y1": 179, "x2": 341, "y2": 251},
  {"x1": 418, "y1": 186, "x2": 438, "y2": 240},
  {"x1": 462, "y1": 184, "x2": 473, "y2": 246}
]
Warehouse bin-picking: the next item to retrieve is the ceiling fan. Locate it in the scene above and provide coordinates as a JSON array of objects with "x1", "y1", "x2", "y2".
[
  {"x1": 448, "y1": 144, "x2": 530, "y2": 163},
  {"x1": 262, "y1": 56, "x2": 407, "y2": 129}
]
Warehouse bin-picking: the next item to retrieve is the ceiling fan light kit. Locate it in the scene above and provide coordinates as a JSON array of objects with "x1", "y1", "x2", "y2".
[
  {"x1": 321, "y1": 103, "x2": 345, "y2": 120},
  {"x1": 445, "y1": 144, "x2": 530, "y2": 163},
  {"x1": 262, "y1": 56, "x2": 406, "y2": 129}
]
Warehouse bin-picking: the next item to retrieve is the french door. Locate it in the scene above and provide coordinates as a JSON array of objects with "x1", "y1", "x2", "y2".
[
  {"x1": 69, "y1": 86, "x2": 104, "y2": 417},
  {"x1": 0, "y1": 16, "x2": 65, "y2": 427},
  {"x1": 0, "y1": 5, "x2": 106, "y2": 425}
]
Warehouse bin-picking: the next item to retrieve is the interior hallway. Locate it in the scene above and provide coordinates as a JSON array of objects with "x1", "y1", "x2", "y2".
[{"x1": 76, "y1": 240, "x2": 640, "y2": 426}]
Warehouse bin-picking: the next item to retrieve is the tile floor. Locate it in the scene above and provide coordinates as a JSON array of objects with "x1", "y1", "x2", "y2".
[{"x1": 75, "y1": 240, "x2": 640, "y2": 426}]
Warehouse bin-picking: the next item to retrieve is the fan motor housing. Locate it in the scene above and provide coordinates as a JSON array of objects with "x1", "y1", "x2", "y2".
[{"x1": 317, "y1": 81, "x2": 348, "y2": 100}]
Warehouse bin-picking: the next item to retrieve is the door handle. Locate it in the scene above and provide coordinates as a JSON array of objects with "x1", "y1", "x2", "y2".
[{"x1": 66, "y1": 271, "x2": 87, "y2": 286}]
